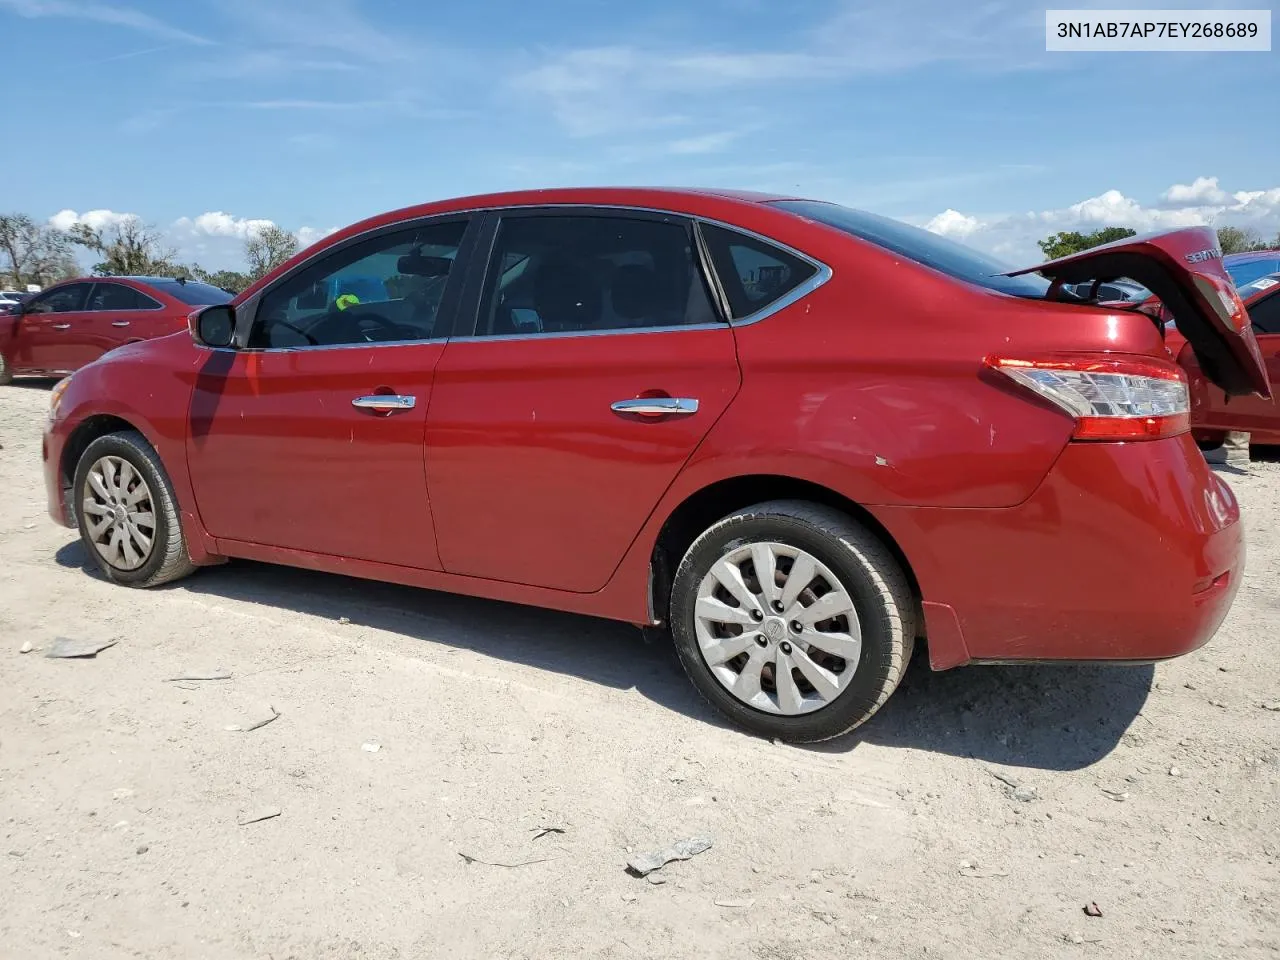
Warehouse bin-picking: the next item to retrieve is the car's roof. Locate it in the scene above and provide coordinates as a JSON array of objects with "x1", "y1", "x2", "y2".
[
  {"x1": 1224, "y1": 249, "x2": 1280, "y2": 264},
  {"x1": 1240, "y1": 272, "x2": 1280, "y2": 305}
]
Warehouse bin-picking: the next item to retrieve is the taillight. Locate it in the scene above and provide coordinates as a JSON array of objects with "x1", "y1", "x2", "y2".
[{"x1": 985, "y1": 354, "x2": 1190, "y2": 441}]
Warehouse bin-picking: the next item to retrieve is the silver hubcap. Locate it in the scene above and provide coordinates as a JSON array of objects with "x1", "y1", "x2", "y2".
[
  {"x1": 694, "y1": 541, "x2": 861, "y2": 716},
  {"x1": 82, "y1": 455, "x2": 156, "y2": 571}
]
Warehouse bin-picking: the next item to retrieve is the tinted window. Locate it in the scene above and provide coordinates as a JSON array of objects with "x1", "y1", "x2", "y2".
[
  {"x1": 27, "y1": 283, "x2": 91, "y2": 313},
  {"x1": 770, "y1": 199, "x2": 1051, "y2": 298},
  {"x1": 89, "y1": 283, "x2": 160, "y2": 311},
  {"x1": 1249, "y1": 293, "x2": 1280, "y2": 334},
  {"x1": 251, "y1": 219, "x2": 467, "y2": 348},
  {"x1": 700, "y1": 223, "x2": 817, "y2": 319},
  {"x1": 477, "y1": 214, "x2": 716, "y2": 337},
  {"x1": 148, "y1": 280, "x2": 234, "y2": 306}
]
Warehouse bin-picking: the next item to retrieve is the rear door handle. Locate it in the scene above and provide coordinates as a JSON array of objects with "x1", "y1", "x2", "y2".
[
  {"x1": 111, "y1": 320, "x2": 130, "y2": 328},
  {"x1": 352, "y1": 395, "x2": 416, "y2": 412},
  {"x1": 52, "y1": 323, "x2": 71, "y2": 330},
  {"x1": 610, "y1": 397, "x2": 699, "y2": 417}
]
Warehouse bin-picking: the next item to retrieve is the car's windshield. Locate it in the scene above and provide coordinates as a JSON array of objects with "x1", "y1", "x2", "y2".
[
  {"x1": 769, "y1": 199, "x2": 1052, "y2": 298},
  {"x1": 150, "y1": 280, "x2": 234, "y2": 305}
]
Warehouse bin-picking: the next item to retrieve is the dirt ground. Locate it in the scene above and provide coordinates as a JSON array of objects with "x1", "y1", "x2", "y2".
[{"x1": 1, "y1": 379, "x2": 1277, "y2": 960}]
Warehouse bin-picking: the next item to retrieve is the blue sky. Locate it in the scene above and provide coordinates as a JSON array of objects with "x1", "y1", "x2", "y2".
[{"x1": 2, "y1": 0, "x2": 1277, "y2": 269}]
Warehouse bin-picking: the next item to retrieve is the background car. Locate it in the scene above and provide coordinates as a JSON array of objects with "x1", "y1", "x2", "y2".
[
  {"x1": 1225, "y1": 249, "x2": 1280, "y2": 288},
  {"x1": 0, "y1": 276, "x2": 231, "y2": 384},
  {"x1": 41, "y1": 189, "x2": 1265, "y2": 742},
  {"x1": 1167, "y1": 271, "x2": 1280, "y2": 445}
]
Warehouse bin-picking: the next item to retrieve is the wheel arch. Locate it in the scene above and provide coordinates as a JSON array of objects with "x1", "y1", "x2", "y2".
[
  {"x1": 60, "y1": 414, "x2": 149, "y2": 507},
  {"x1": 647, "y1": 473, "x2": 923, "y2": 631}
]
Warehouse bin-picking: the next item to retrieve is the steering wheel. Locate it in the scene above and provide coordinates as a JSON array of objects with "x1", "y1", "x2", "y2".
[
  {"x1": 352, "y1": 311, "x2": 416, "y2": 342},
  {"x1": 269, "y1": 317, "x2": 319, "y2": 346}
]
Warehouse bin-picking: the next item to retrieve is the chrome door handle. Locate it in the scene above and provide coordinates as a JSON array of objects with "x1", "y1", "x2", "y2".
[
  {"x1": 111, "y1": 320, "x2": 130, "y2": 328},
  {"x1": 610, "y1": 397, "x2": 699, "y2": 416},
  {"x1": 52, "y1": 323, "x2": 71, "y2": 330},
  {"x1": 352, "y1": 394, "x2": 416, "y2": 412}
]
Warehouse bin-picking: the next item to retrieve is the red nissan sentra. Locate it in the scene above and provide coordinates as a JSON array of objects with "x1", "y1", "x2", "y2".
[{"x1": 40, "y1": 188, "x2": 1269, "y2": 742}]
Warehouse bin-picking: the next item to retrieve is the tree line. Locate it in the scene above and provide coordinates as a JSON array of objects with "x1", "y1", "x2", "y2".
[
  {"x1": 1038, "y1": 225, "x2": 1279, "y2": 260},
  {"x1": 0, "y1": 212, "x2": 299, "y2": 294}
]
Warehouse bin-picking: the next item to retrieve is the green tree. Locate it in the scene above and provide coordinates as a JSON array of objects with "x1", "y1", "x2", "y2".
[
  {"x1": 1037, "y1": 226, "x2": 1138, "y2": 260},
  {"x1": 0, "y1": 213, "x2": 78, "y2": 288},
  {"x1": 188, "y1": 264, "x2": 252, "y2": 293},
  {"x1": 69, "y1": 217, "x2": 184, "y2": 277},
  {"x1": 1216, "y1": 226, "x2": 1271, "y2": 255},
  {"x1": 245, "y1": 224, "x2": 298, "y2": 281}
]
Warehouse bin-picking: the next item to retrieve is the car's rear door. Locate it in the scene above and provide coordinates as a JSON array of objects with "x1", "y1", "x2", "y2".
[
  {"x1": 85, "y1": 281, "x2": 165, "y2": 359},
  {"x1": 186, "y1": 215, "x2": 475, "y2": 569},
  {"x1": 424, "y1": 208, "x2": 740, "y2": 593},
  {"x1": 17, "y1": 282, "x2": 94, "y2": 371}
]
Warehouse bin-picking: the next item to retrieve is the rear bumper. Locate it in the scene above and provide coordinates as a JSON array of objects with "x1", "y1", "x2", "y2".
[{"x1": 878, "y1": 435, "x2": 1243, "y2": 667}]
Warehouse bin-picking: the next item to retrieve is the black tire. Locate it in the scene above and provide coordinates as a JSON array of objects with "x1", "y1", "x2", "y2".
[
  {"x1": 0, "y1": 352, "x2": 13, "y2": 386},
  {"x1": 72, "y1": 430, "x2": 196, "y2": 588},
  {"x1": 669, "y1": 500, "x2": 915, "y2": 743}
]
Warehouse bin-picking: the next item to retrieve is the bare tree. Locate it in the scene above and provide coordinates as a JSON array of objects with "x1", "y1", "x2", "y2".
[
  {"x1": 1216, "y1": 226, "x2": 1271, "y2": 256},
  {"x1": 68, "y1": 217, "x2": 184, "y2": 277},
  {"x1": 245, "y1": 224, "x2": 299, "y2": 281},
  {"x1": 0, "y1": 213, "x2": 78, "y2": 288}
]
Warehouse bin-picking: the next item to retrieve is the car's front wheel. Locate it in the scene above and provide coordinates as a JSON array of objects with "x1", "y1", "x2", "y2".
[
  {"x1": 73, "y1": 430, "x2": 196, "y2": 588},
  {"x1": 669, "y1": 500, "x2": 915, "y2": 743}
]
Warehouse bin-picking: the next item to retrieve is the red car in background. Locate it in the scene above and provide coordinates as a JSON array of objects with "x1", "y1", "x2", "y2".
[
  {"x1": 0, "y1": 276, "x2": 231, "y2": 384},
  {"x1": 1167, "y1": 271, "x2": 1280, "y2": 444},
  {"x1": 39, "y1": 189, "x2": 1269, "y2": 741}
]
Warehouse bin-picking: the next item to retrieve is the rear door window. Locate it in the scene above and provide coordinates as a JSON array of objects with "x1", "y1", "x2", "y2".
[
  {"x1": 88, "y1": 283, "x2": 161, "y2": 311},
  {"x1": 700, "y1": 223, "x2": 818, "y2": 320}
]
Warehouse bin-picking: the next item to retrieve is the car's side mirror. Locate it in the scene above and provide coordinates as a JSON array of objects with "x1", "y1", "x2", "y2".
[{"x1": 190, "y1": 304, "x2": 236, "y2": 348}]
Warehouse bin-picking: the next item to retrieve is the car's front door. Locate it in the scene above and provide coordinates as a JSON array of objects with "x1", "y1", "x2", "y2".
[
  {"x1": 1228, "y1": 290, "x2": 1280, "y2": 431},
  {"x1": 186, "y1": 216, "x2": 474, "y2": 569},
  {"x1": 17, "y1": 282, "x2": 94, "y2": 372},
  {"x1": 425, "y1": 209, "x2": 741, "y2": 593}
]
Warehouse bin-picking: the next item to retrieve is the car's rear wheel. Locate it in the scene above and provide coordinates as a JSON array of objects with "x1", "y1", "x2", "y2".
[
  {"x1": 73, "y1": 431, "x2": 196, "y2": 588},
  {"x1": 669, "y1": 500, "x2": 914, "y2": 743},
  {"x1": 0, "y1": 352, "x2": 12, "y2": 385}
]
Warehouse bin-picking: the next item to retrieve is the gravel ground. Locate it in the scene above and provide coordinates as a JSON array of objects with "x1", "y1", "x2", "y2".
[{"x1": 1, "y1": 379, "x2": 1278, "y2": 960}]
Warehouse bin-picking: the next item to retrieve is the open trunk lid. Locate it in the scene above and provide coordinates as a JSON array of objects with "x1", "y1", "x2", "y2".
[{"x1": 1006, "y1": 226, "x2": 1270, "y2": 397}]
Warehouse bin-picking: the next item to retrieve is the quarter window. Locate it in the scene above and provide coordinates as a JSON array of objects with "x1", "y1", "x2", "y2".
[
  {"x1": 89, "y1": 283, "x2": 160, "y2": 311},
  {"x1": 26, "y1": 283, "x2": 91, "y2": 313},
  {"x1": 475, "y1": 214, "x2": 717, "y2": 337},
  {"x1": 699, "y1": 223, "x2": 818, "y2": 319},
  {"x1": 250, "y1": 219, "x2": 468, "y2": 348}
]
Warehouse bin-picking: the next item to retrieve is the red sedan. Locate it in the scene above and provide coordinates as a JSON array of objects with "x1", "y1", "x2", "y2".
[
  {"x1": 0, "y1": 276, "x2": 231, "y2": 384},
  {"x1": 40, "y1": 188, "x2": 1268, "y2": 741},
  {"x1": 1166, "y1": 272, "x2": 1280, "y2": 445}
]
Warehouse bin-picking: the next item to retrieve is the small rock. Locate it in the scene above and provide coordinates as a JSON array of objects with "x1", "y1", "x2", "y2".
[
  {"x1": 1208, "y1": 699, "x2": 1227, "y2": 709},
  {"x1": 136, "y1": 844, "x2": 149, "y2": 855},
  {"x1": 361, "y1": 742, "x2": 381, "y2": 753},
  {"x1": 1183, "y1": 682, "x2": 1196, "y2": 690},
  {"x1": 18, "y1": 641, "x2": 32, "y2": 654},
  {"x1": 112, "y1": 788, "x2": 134, "y2": 801},
  {"x1": 338, "y1": 617, "x2": 351, "y2": 625},
  {"x1": 8, "y1": 849, "x2": 24, "y2": 858},
  {"x1": 1068, "y1": 933, "x2": 1084, "y2": 944},
  {"x1": 1168, "y1": 766, "x2": 1182, "y2": 778},
  {"x1": 1260, "y1": 702, "x2": 1280, "y2": 712},
  {"x1": 1084, "y1": 902, "x2": 1103, "y2": 918}
]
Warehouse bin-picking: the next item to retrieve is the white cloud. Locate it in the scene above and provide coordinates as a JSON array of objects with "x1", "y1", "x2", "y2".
[
  {"x1": 0, "y1": 0, "x2": 209, "y2": 44},
  {"x1": 296, "y1": 225, "x2": 339, "y2": 248},
  {"x1": 172, "y1": 212, "x2": 275, "y2": 240},
  {"x1": 924, "y1": 179, "x2": 1280, "y2": 264},
  {"x1": 48, "y1": 208, "x2": 139, "y2": 232},
  {"x1": 1162, "y1": 176, "x2": 1230, "y2": 206},
  {"x1": 925, "y1": 209, "x2": 981, "y2": 238}
]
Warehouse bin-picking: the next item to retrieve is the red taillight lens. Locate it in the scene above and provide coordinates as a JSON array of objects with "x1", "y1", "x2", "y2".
[{"x1": 986, "y1": 355, "x2": 1190, "y2": 441}]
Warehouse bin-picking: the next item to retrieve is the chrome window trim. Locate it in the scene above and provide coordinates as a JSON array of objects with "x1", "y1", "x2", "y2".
[{"x1": 229, "y1": 202, "x2": 833, "y2": 352}]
